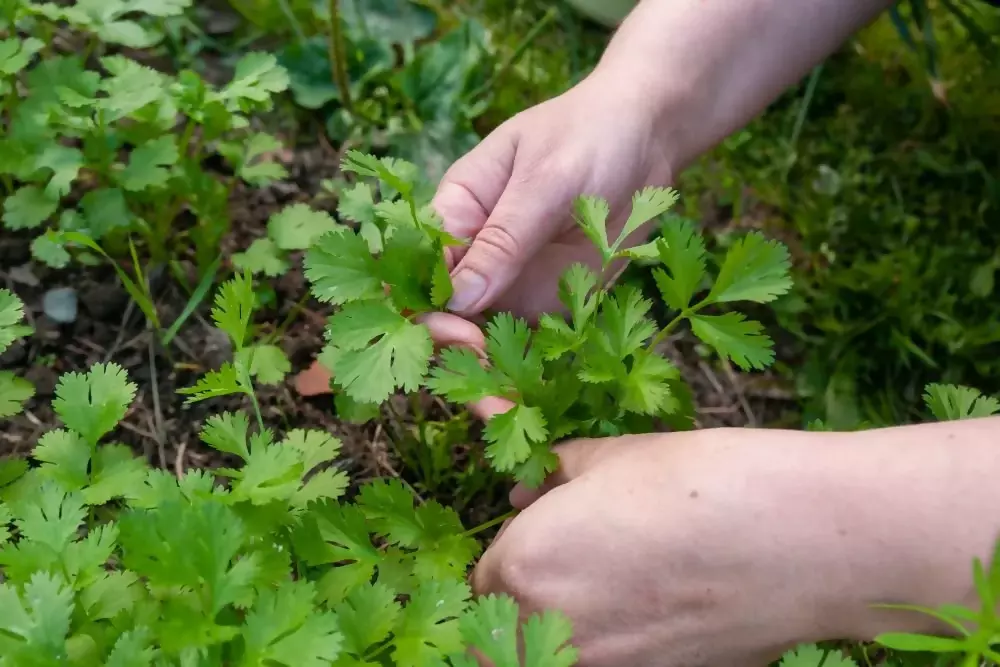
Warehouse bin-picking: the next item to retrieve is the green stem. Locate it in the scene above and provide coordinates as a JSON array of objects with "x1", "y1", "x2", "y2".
[
  {"x1": 464, "y1": 6, "x2": 559, "y2": 104},
  {"x1": 264, "y1": 291, "x2": 311, "y2": 345},
  {"x1": 463, "y1": 509, "x2": 518, "y2": 538},
  {"x1": 327, "y1": 0, "x2": 353, "y2": 113},
  {"x1": 646, "y1": 303, "x2": 703, "y2": 353},
  {"x1": 276, "y1": 0, "x2": 307, "y2": 44},
  {"x1": 248, "y1": 389, "x2": 265, "y2": 433}
]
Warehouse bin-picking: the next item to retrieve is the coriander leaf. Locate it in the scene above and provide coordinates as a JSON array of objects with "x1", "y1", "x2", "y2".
[
  {"x1": 269, "y1": 203, "x2": 339, "y2": 251},
  {"x1": 119, "y1": 135, "x2": 178, "y2": 191},
  {"x1": 0, "y1": 37, "x2": 44, "y2": 76},
  {"x1": 573, "y1": 195, "x2": 611, "y2": 262},
  {"x1": 335, "y1": 582, "x2": 401, "y2": 657},
  {"x1": 281, "y1": 429, "x2": 342, "y2": 472},
  {"x1": 212, "y1": 273, "x2": 256, "y2": 350},
  {"x1": 615, "y1": 186, "x2": 679, "y2": 252},
  {"x1": 219, "y1": 52, "x2": 290, "y2": 109},
  {"x1": 358, "y1": 480, "x2": 479, "y2": 576},
  {"x1": 0, "y1": 572, "x2": 74, "y2": 659},
  {"x1": 80, "y1": 188, "x2": 131, "y2": 239},
  {"x1": 486, "y1": 313, "x2": 543, "y2": 394},
  {"x1": 127, "y1": 0, "x2": 193, "y2": 17},
  {"x1": 521, "y1": 611, "x2": 580, "y2": 667},
  {"x1": 236, "y1": 344, "x2": 291, "y2": 385},
  {"x1": 231, "y1": 431, "x2": 302, "y2": 505},
  {"x1": 0, "y1": 373, "x2": 34, "y2": 419},
  {"x1": 324, "y1": 301, "x2": 433, "y2": 403},
  {"x1": 31, "y1": 231, "x2": 72, "y2": 269},
  {"x1": 294, "y1": 468, "x2": 349, "y2": 508},
  {"x1": 779, "y1": 644, "x2": 857, "y2": 667},
  {"x1": 483, "y1": 405, "x2": 548, "y2": 472},
  {"x1": 924, "y1": 384, "x2": 1000, "y2": 421},
  {"x1": 234, "y1": 133, "x2": 288, "y2": 186},
  {"x1": 104, "y1": 627, "x2": 155, "y2": 667},
  {"x1": 82, "y1": 444, "x2": 148, "y2": 506},
  {"x1": 233, "y1": 237, "x2": 290, "y2": 277},
  {"x1": 9, "y1": 483, "x2": 86, "y2": 554},
  {"x1": 535, "y1": 315, "x2": 578, "y2": 361},
  {"x1": 52, "y1": 362, "x2": 137, "y2": 445},
  {"x1": 341, "y1": 151, "x2": 419, "y2": 200},
  {"x1": 392, "y1": 580, "x2": 470, "y2": 667},
  {"x1": 178, "y1": 363, "x2": 246, "y2": 403},
  {"x1": 514, "y1": 444, "x2": 560, "y2": 489},
  {"x1": 81, "y1": 571, "x2": 140, "y2": 622},
  {"x1": 654, "y1": 218, "x2": 708, "y2": 311},
  {"x1": 242, "y1": 580, "x2": 343, "y2": 667},
  {"x1": 200, "y1": 412, "x2": 251, "y2": 460},
  {"x1": 0, "y1": 290, "x2": 29, "y2": 355},
  {"x1": 689, "y1": 312, "x2": 775, "y2": 371},
  {"x1": 597, "y1": 286, "x2": 657, "y2": 359},
  {"x1": 460, "y1": 596, "x2": 579, "y2": 667},
  {"x1": 338, "y1": 183, "x2": 377, "y2": 225},
  {"x1": 620, "y1": 350, "x2": 680, "y2": 416},
  {"x1": 426, "y1": 347, "x2": 511, "y2": 404},
  {"x1": 707, "y1": 232, "x2": 792, "y2": 304},
  {"x1": 98, "y1": 56, "x2": 166, "y2": 120},
  {"x1": 3, "y1": 186, "x2": 59, "y2": 230},
  {"x1": 558, "y1": 263, "x2": 599, "y2": 331},
  {"x1": 308, "y1": 505, "x2": 380, "y2": 601},
  {"x1": 431, "y1": 254, "x2": 453, "y2": 308},
  {"x1": 36, "y1": 144, "x2": 84, "y2": 200},
  {"x1": 304, "y1": 229, "x2": 384, "y2": 305},
  {"x1": 34, "y1": 429, "x2": 90, "y2": 491},
  {"x1": 374, "y1": 200, "x2": 462, "y2": 247},
  {"x1": 378, "y1": 225, "x2": 441, "y2": 313}
]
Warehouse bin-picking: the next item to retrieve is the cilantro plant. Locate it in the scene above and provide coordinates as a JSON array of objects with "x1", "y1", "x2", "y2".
[
  {"x1": 0, "y1": 289, "x2": 34, "y2": 419},
  {"x1": 0, "y1": 277, "x2": 579, "y2": 666},
  {"x1": 1, "y1": 4, "x2": 290, "y2": 282},
  {"x1": 304, "y1": 151, "x2": 792, "y2": 486}
]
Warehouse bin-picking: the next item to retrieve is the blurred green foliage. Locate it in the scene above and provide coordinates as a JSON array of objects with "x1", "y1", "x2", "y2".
[{"x1": 681, "y1": 3, "x2": 1000, "y2": 428}]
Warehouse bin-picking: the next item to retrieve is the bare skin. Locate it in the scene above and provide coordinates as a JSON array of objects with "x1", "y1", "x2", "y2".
[{"x1": 420, "y1": 1, "x2": 1000, "y2": 664}]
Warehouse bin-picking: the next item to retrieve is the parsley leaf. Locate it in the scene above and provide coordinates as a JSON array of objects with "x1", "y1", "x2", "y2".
[
  {"x1": 324, "y1": 301, "x2": 434, "y2": 403},
  {"x1": 924, "y1": 384, "x2": 1000, "y2": 421},
  {"x1": 707, "y1": 232, "x2": 792, "y2": 304},
  {"x1": 269, "y1": 203, "x2": 339, "y2": 251},
  {"x1": 483, "y1": 405, "x2": 549, "y2": 472},
  {"x1": 689, "y1": 312, "x2": 775, "y2": 371},
  {"x1": 52, "y1": 363, "x2": 137, "y2": 446}
]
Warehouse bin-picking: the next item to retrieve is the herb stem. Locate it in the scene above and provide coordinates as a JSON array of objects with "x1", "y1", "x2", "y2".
[
  {"x1": 465, "y1": 6, "x2": 559, "y2": 104},
  {"x1": 463, "y1": 508, "x2": 518, "y2": 538},
  {"x1": 248, "y1": 389, "x2": 265, "y2": 433},
  {"x1": 265, "y1": 291, "x2": 312, "y2": 345},
  {"x1": 326, "y1": 0, "x2": 353, "y2": 113}
]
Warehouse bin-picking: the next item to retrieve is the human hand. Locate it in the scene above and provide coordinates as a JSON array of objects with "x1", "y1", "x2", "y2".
[
  {"x1": 468, "y1": 422, "x2": 1000, "y2": 667},
  {"x1": 431, "y1": 65, "x2": 679, "y2": 323}
]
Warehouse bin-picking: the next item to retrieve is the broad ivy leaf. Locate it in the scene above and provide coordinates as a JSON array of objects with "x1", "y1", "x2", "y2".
[{"x1": 689, "y1": 312, "x2": 774, "y2": 371}]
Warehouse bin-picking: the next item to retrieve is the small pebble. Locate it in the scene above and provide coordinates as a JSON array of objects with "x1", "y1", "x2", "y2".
[{"x1": 42, "y1": 287, "x2": 78, "y2": 324}]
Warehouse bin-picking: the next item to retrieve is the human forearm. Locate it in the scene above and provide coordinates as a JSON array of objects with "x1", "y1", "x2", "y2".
[
  {"x1": 589, "y1": 0, "x2": 893, "y2": 172},
  {"x1": 815, "y1": 417, "x2": 1000, "y2": 640}
]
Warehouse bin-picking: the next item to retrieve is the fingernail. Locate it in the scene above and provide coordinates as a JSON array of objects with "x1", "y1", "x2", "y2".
[{"x1": 447, "y1": 269, "x2": 487, "y2": 313}]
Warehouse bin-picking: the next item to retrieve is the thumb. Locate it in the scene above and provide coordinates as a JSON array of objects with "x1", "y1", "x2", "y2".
[{"x1": 509, "y1": 437, "x2": 620, "y2": 510}]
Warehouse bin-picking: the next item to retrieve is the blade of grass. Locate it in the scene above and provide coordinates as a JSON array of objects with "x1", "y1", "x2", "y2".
[{"x1": 161, "y1": 255, "x2": 222, "y2": 346}]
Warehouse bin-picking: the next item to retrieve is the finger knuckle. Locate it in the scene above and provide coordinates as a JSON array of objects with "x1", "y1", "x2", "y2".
[{"x1": 473, "y1": 224, "x2": 523, "y2": 263}]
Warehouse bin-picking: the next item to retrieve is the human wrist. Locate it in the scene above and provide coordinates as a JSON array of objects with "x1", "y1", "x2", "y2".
[{"x1": 804, "y1": 421, "x2": 1000, "y2": 642}]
